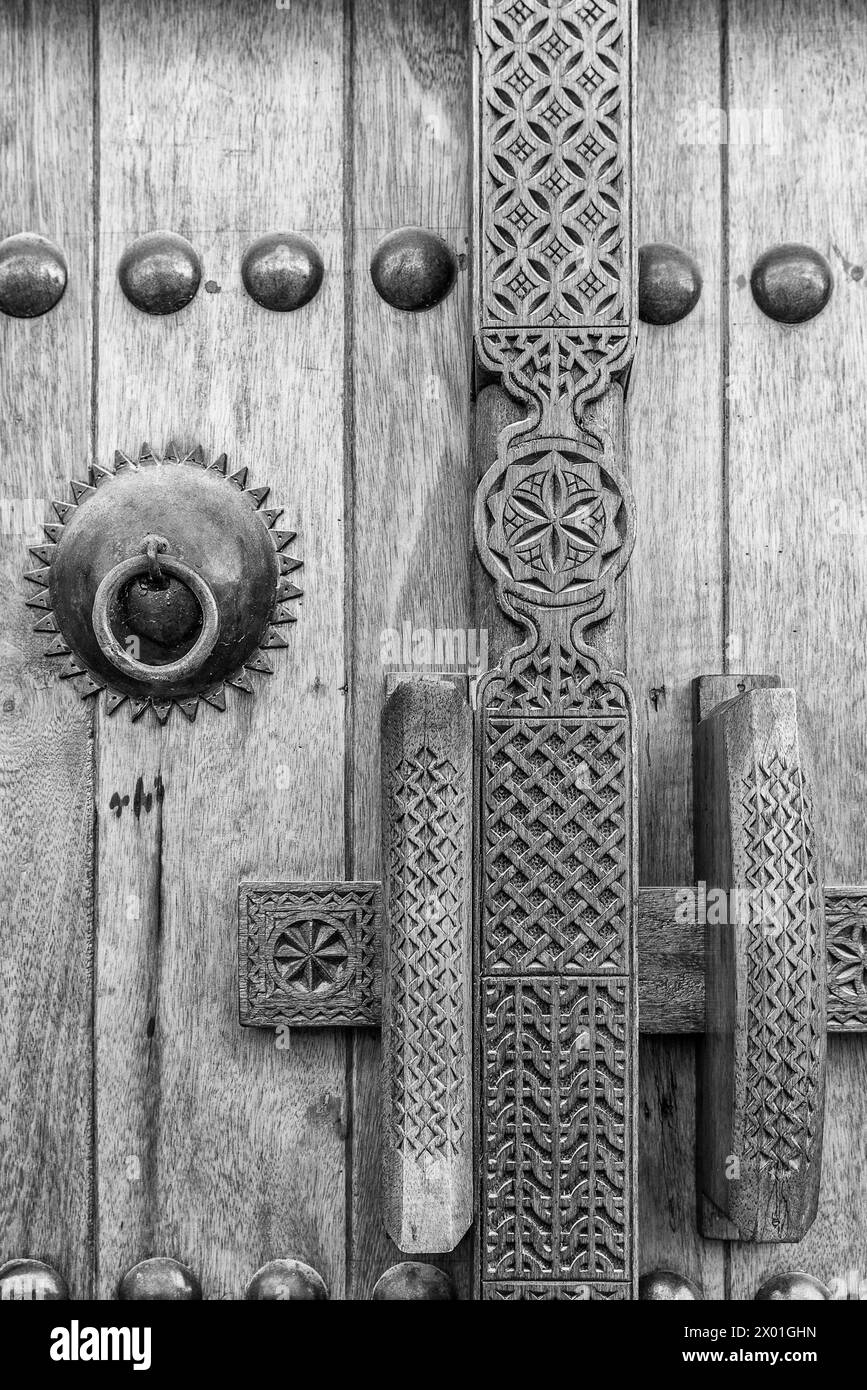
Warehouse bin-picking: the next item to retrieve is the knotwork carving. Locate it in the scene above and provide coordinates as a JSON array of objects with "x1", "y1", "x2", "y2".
[
  {"x1": 482, "y1": 977, "x2": 631, "y2": 1283},
  {"x1": 473, "y1": 0, "x2": 637, "y2": 1299}
]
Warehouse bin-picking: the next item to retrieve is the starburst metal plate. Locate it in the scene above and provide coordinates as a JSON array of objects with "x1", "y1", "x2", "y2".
[
  {"x1": 238, "y1": 882, "x2": 382, "y2": 1028},
  {"x1": 24, "y1": 443, "x2": 302, "y2": 722}
]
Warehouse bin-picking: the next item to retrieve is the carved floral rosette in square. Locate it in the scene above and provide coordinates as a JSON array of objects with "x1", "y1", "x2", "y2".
[{"x1": 238, "y1": 882, "x2": 381, "y2": 1028}]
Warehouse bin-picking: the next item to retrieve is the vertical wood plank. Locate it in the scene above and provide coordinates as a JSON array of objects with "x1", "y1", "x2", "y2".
[
  {"x1": 628, "y1": 0, "x2": 726, "y2": 1298},
  {"x1": 0, "y1": 0, "x2": 94, "y2": 1297},
  {"x1": 349, "y1": 0, "x2": 472, "y2": 1298},
  {"x1": 94, "y1": 0, "x2": 348, "y2": 1299},
  {"x1": 727, "y1": 0, "x2": 867, "y2": 1298}
]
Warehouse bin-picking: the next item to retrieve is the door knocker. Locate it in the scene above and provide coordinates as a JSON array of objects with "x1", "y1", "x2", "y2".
[{"x1": 25, "y1": 443, "x2": 302, "y2": 722}]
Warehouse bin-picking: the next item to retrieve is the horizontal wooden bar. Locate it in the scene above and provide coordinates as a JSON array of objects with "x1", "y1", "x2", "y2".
[{"x1": 638, "y1": 885, "x2": 866, "y2": 1034}]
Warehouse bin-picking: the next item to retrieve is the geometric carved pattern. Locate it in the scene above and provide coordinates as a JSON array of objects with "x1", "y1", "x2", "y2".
[
  {"x1": 473, "y1": 0, "x2": 637, "y2": 1299},
  {"x1": 482, "y1": 437, "x2": 630, "y2": 613},
  {"x1": 475, "y1": 421, "x2": 634, "y2": 632},
  {"x1": 695, "y1": 681, "x2": 826, "y2": 1243},
  {"x1": 826, "y1": 890, "x2": 867, "y2": 1031},
  {"x1": 380, "y1": 676, "x2": 472, "y2": 1253},
  {"x1": 478, "y1": 686, "x2": 637, "y2": 1298},
  {"x1": 482, "y1": 977, "x2": 631, "y2": 1289},
  {"x1": 741, "y1": 758, "x2": 824, "y2": 1176},
  {"x1": 477, "y1": 0, "x2": 631, "y2": 332},
  {"x1": 385, "y1": 742, "x2": 468, "y2": 1160},
  {"x1": 483, "y1": 718, "x2": 628, "y2": 973},
  {"x1": 238, "y1": 882, "x2": 381, "y2": 1028}
]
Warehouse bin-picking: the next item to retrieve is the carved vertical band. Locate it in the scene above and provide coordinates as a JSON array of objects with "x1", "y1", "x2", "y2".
[
  {"x1": 473, "y1": 0, "x2": 638, "y2": 1299},
  {"x1": 695, "y1": 683, "x2": 826, "y2": 1241},
  {"x1": 381, "y1": 678, "x2": 473, "y2": 1253}
]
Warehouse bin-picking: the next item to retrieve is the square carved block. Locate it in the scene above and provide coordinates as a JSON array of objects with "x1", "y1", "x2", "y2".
[{"x1": 238, "y1": 882, "x2": 382, "y2": 1028}]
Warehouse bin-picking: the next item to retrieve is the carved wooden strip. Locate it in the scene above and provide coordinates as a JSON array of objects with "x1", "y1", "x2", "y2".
[
  {"x1": 473, "y1": 0, "x2": 638, "y2": 1300},
  {"x1": 238, "y1": 882, "x2": 381, "y2": 1028},
  {"x1": 694, "y1": 682, "x2": 826, "y2": 1241},
  {"x1": 380, "y1": 677, "x2": 473, "y2": 1254}
]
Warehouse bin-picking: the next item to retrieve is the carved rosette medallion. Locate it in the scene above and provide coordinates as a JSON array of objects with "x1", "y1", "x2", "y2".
[
  {"x1": 477, "y1": 432, "x2": 633, "y2": 618},
  {"x1": 238, "y1": 883, "x2": 381, "y2": 1028},
  {"x1": 473, "y1": 0, "x2": 638, "y2": 1301}
]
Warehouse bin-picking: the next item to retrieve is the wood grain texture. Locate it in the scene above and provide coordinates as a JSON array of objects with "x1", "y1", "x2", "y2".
[
  {"x1": 726, "y1": 0, "x2": 867, "y2": 1298},
  {"x1": 695, "y1": 684, "x2": 826, "y2": 1241},
  {"x1": 636, "y1": 884, "x2": 865, "y2": 1035},
  {"x1": 628, "y1": 0, "x2": 726, "y2": 1297},
  {"x1": 348, "y1": 0, "x2": 473, "y2": 1299},
  {"x1": 0, "y1": 0, "x2": 94, "y2": 1298},
  {"x1": 93, "y1": 0, "x2": 348, "y2": 1299},
  {"x1": 637, "y1": 888, "x2": 706, "y2": 1033},
  {"x1": 380, "y1": 677, "x2": 472, "y2": 1253}
]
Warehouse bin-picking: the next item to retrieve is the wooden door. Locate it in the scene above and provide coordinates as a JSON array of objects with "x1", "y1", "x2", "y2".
[{"x1": 0, "y1": 0, "x2": 864, "y2": 1302}]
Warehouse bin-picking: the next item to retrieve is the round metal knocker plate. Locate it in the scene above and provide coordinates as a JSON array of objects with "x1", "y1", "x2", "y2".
[{"x1": 25, "y1": 444, "x2": 303, "y2": 723}]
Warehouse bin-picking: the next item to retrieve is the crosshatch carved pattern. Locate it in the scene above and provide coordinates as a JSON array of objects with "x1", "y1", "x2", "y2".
[
  {"x1": 483, "y1": 716, "x2": 628, "y2": 974},
  {"x1": 385, "y1": 742, "x2": 468, "y2": 1160},
  {"x1": 741, "y1": 758, "x2": 824, "y2": 1174},
  {"x1": 827, "y1": 891, "x2": 867, "y2": 1029},
  {"x1": 482, "y1": 976, "x2": 632, "y2": 1282},
  {"x1": 477, "y1": 0, "x2": 632, "y2": 329},
  {"x1": 238, "y1": 882, "x2": 381, "y2": 1028}
]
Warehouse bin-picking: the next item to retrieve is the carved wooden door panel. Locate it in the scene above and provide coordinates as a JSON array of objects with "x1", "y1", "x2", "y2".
[{"x1": 1, "y1": 0, "x2": 865, "y2": 1304}]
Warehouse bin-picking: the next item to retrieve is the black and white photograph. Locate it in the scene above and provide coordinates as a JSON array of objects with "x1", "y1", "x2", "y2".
[{"x1": 0, "y1": 0, "x2": 863, "y2": 1366}]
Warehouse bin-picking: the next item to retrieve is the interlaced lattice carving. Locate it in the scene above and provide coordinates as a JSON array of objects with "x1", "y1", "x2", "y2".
[
  {"x1": 386, "y1": 743, "x2": 468, "y2": 1161},
  {"x1": 483, "y1": 717, "x2": 628, "y2": 974},
  {"x1": 477, "y1": 0, "x2": 631, "y2": 332},
  {"x1": 741, "y1": 758, "x2": 824, "y2": 1175},
  {"x1": 482, "y1": 977, "x2": 630, "y2": 1284}
]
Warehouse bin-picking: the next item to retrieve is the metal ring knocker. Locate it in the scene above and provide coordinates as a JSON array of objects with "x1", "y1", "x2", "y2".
[{"x1": 91, "y1": 534, "x2": 220, "y2": 686}]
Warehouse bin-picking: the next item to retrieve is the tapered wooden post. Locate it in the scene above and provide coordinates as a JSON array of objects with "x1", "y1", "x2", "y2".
[
  {"x1": 380, "y1": 677, "x2": 473, "y2": 1252},
  {"x1": 695, "y1": 679, "x2": 826, "y2": 1240},
  {"x1": 473, "y1": 0, "x2": 638, "y2": 1299}
]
